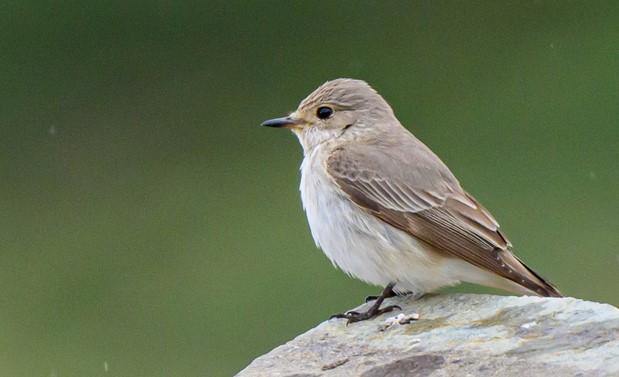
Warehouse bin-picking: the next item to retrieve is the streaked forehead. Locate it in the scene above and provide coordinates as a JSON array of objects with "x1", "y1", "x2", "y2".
[{"x1": 298, "y1": 78, "x2": 379, "y2": 111}]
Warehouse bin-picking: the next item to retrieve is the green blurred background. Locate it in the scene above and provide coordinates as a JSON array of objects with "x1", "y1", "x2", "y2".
[{"x1": 1, "y1": 1, "x2": 618, "y2": 376}]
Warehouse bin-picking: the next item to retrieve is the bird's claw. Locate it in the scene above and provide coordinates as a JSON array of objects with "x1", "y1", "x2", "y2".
[{"x1": 330, "y1": 305, "x2": 402, "y2": 324}]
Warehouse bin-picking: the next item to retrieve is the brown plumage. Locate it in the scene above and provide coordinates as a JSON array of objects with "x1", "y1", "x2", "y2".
[
  {"x1": 326, "y1": 121, "x2": 562, "y2": 298},
  {"x1": 262, "y1": 78, "x2": 563, "y2": 323}
]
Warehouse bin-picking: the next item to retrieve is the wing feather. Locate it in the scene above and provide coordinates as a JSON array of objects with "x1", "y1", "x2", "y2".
[{"x1": 326, "y1": 146, "x2": 561, "y2": 297}]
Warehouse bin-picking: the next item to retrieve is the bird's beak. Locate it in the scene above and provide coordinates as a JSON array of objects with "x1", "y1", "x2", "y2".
[{"x1": 261, "y1": 115, "x2": 305, "y2": 129}]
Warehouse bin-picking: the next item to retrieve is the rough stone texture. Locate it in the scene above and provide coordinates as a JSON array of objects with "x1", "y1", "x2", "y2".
[{"x1": 236, "y1": 294, "x2": 619, "y2": 377}]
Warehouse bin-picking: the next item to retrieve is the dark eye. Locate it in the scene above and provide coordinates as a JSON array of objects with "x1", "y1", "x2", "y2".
[{"x1": 316, "y1": 106, "x2": 333, "y2": 119}]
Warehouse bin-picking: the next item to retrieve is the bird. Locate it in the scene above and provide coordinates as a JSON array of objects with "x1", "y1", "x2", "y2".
[{"x1": 261, "y1": 78, "x2": 562, "y2": 323}]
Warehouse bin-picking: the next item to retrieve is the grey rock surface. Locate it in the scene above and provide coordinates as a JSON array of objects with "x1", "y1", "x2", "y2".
[{"x1": 236, "y1": 294, "x2": 619, "y2": 377}]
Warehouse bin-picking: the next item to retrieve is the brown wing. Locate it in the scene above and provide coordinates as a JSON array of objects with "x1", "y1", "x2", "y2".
[{"x1": 327, "y1": 146, "x2": 562, "y2": 297}]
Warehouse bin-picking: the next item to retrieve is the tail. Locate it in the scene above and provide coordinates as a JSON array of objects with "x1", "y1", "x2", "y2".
[{"x1": 499, "y1": 251, "x2": 563, "y2": 297}]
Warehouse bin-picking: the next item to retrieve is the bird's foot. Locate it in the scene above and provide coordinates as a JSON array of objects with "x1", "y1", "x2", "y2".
[
  {"x1": 331, "y1": 283, "x2": 401, "y2": 324},
  {"x1": 365, "y1": 290, "x2": 412, "y2": 303},
  {"x1": 330, "y1": 304, "x2": 401, "y2": 324},
  {"x1": 366, "y1": 291, "x2": 423, "y2": 303}
]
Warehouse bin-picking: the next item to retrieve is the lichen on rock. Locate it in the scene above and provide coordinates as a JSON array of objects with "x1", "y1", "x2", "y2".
[{"x1": 236, "y1": 294, "x2": 619, "y2": 377}]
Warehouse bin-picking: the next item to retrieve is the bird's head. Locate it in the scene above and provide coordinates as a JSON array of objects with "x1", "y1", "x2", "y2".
[{"x1": 261, "y1": 79, "x2": 398, "y2": 152}]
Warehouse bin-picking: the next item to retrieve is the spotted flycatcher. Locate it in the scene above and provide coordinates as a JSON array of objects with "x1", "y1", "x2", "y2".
[{"x1": 262, "y1": 79, "x2": 562, "y2": 323}]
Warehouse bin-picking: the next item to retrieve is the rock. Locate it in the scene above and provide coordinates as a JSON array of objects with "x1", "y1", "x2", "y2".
[{"x1": 236, "y1": 294, "x2": 619, "y2": 377}]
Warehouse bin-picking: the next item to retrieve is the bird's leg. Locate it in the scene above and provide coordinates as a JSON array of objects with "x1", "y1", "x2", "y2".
[
  {"x1": 365, "y1": 286, "x2": 400, "y2": 303},
  {"x1": 331, "y1": 283, "x2": 401, "y2": 324}
]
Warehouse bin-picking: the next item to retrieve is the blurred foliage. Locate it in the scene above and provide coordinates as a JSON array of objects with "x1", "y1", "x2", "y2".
[{"x1": 1, "y1": 1, "x2": 618, "y2": 376}]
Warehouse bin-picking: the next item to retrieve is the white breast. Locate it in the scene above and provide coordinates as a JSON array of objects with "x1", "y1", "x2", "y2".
[{"x1": 298, "y1": 144, "x2": 461, "y2": 293}]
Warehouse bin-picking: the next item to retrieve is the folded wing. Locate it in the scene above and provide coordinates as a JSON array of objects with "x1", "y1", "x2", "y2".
[{"x1": 327, "y1": 145, "x2": 562, "y2": 297}]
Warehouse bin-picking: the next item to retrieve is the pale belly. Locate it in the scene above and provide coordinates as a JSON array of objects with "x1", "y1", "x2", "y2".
[{"x1": 299, "y1": 148, "x2": 462, "y2": 293}]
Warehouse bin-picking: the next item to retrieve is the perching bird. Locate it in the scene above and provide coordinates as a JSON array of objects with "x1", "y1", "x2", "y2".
[{"x1": 262, "y1": 79, "x2": 562, "y2": 323}]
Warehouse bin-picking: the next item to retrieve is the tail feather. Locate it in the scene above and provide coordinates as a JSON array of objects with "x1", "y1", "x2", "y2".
[{"x1": 500, "y1": 251, "x2": 563, "y2": 297}]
